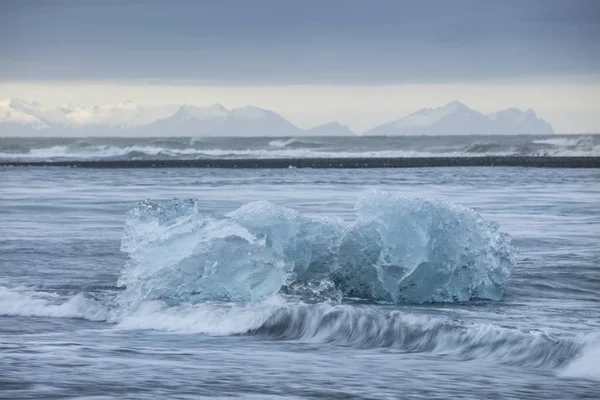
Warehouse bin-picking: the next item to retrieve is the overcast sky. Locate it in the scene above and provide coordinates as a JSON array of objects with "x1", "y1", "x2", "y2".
[{"x1": 1, "y1": 0, "x2": 599, "y2": 132}]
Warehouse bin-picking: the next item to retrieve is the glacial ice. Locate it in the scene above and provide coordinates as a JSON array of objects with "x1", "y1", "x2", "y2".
[{"x1": 118, "y1": 190, "x2": 515, "y2": 307}]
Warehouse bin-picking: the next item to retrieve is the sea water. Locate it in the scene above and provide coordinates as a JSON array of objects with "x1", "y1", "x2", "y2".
[
  {"x1": 1, "y1": 134, "x2": 599, "y2": 161},
  {"x1": 1, "y1": 167, "x2": 599, "y2": 399}
]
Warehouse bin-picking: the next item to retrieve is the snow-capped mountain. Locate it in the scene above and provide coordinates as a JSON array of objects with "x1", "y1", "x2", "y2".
[
  {"x1": 0, "y1": 99, "x2": 303, "y2": 136},
  {"x1": 0, "y1": 99, "x2": 555, "y2": 136},
  {"x1": 168, "y1": 104, "x2": 228, "y2": 121},
  {"x1": 305, "y1": 122, "x2": 356, "y2": 136},
  {"x1": 366, "y1": 101, "x2": 554, "y2": 136},
  {"x1": 487, "y1": 108, "x2": 554, "y2": 135},
  {"x1": 144, "y1": 104, "x2": 303, "y2": 137},
  {"x1": 143, "y1": 104, "x2": 228, "y2": 135}
]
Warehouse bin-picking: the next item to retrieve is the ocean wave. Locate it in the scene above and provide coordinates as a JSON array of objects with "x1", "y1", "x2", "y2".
[
  {"x1": 0, "y1": 285, "x2": 108, "y2": 321},
  {"x1": 115, "y1": 298, "x2": 282, "y2": 335},
  {"x1": 533, "y1": 137, "x2": 589, "y2": 147},
  {"x1": 1, "y1": 135, "x2": 598, "y2": 161},
  {"x1": 463, "y1": 141, "x2": 514, "y2": 155},
  {"x1": 0, "y1": 144, "x2": 206, "y2": 160},
  {"x1": 0, "y1": 145, "x2": 450, "y2": 160},
  {"x1": 249, "y1": 303, "x2": 580, "y2": 368},
  {"x1": 268, "y1": 138, "x2": 297, "y2": 148},
  {"x1": 112, "y1": 299, "x2": 582, "y2": 369},
  {"x1": 531, "y1": 135, "x2": 600, "y2": 156},
  {"x1": 268, "y1": 138, "x2": 324, "y2": 149},
  {"x1": 3, "y1": 283, "x2": 596, "y2": 374}
]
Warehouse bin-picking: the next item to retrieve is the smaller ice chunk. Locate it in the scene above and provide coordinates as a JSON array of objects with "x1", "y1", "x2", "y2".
[{"x1": 119, "y1": 201, "x2": 290, "y2": 307}]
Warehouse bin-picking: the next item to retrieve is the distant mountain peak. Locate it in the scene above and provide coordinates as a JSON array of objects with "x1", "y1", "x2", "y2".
[
  {"x1": 444, "y1": 100, "x2": 469, "y2": 110},
  {"x1": 176, "y1": 104, "x2": 193, "y2": 114},
  {"x1": 171, "y1": 106, "x2": 196, "y2": 122},
  {"x1": 489, "y1": 108, "x2": 539, "y2": 122},
  {"x1": 142, "y1": 103, "x2": 302, "y2": 136},
  {"x1": 0, "y1": 99, "x2": 555, "y2": 136},
  {"x1": 318, "y1": 121, "x2": 350, "y2": 128},
  {"x1": 390, "y1": 101, "x2": 477, "y2": 129},
  {"x1": 305, "y1": 121, "x2": 356, "y2": 136},
  {"x1": 366, "y1": 101, "x2": 553, "y2": 136},
  {"x1": 212, "y1": 103, "x2": 228, "y2": 112},
  {"x1": 229, "y1": 105, "x2": 271, "y2": 119},
  {"x1": 173, "y1": 104, "x2": 229, "y2": 121}
]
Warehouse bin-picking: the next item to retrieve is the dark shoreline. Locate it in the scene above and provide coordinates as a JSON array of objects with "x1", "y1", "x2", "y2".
[{"x1": 1, "y1": 156, "x2": 600, "y2": 168}]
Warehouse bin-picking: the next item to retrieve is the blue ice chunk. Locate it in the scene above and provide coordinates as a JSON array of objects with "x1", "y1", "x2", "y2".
[{"x1": 118, "y1": 190, "x2": 515, "y2": 307}]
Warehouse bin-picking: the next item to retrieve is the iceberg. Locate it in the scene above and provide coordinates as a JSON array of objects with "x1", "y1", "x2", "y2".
[{"x1": 118, "y1": 190, "x2": 515, "y2": 307}]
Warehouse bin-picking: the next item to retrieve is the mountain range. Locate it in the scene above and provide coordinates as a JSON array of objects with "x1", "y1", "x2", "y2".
[
  {"x1": 365, "y1": 101, "x2": 553, "y2": 136},
  {"x1": 0, "y1": 99, "x2": 554, "y2": 136}
]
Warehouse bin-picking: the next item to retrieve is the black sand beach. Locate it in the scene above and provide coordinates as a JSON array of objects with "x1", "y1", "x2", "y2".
[{"x1": 2, "y1": 156, "x2": 599, "y2": 168}]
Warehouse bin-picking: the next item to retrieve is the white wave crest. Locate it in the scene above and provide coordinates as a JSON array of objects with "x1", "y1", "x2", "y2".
[
  {"x1": 532, "y1": 136, "x2": 600, "y2": 156},
  {"x1": 0, "y1": 144, "x2": 207, "y2": 160},
  {"x1": 0, "y1": 285, "x2": 108, "y2": 321},
  {"x1": 268, "y1": 138, "x2": 297, "y2": 148},
  {"x1": 0, "y1": 145, "x2": 456, "y2": 160},
  {"x1": 115, "y1": 297, "x2": 284, "y2": 335},
  {"x1": 113, "y1": 300, "x2": 579, "y2": 369}
]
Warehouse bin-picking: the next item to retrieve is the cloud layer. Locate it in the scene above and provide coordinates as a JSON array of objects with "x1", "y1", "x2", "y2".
[{"x1": 2, "y1": 0, "x2": 599, "y2": 83}]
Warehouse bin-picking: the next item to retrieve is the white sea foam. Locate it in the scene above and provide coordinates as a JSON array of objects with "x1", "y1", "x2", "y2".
[
  {"x1": 0, "y1": 144, "x2": 205, "y2": 160},
  {"x1": 268, "y1": 138, "x2": 297, "y2": 147},
  {"x1": 115, "y1": 298, "x2": 284, "y2": 335},
  {"x1": 0, "y1": 285, "x2": 108, "y2": 321},
  {"x1": 0, "y1": 145, "x2": 457, "y2": 160},
  {"x1": 532, "y1": 136, "x2": 600, "y2": 156},
  {"x1": 533, "y1": 137, "x2": 585, "y2": 146},
  {"x1": 561, "y1": 334, "x2": 600, "y2": 381}
]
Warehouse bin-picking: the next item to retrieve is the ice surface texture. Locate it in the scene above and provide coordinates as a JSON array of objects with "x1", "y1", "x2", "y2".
[{"x1": 119, "y1": 190, "x2": 515, "y2": 306}]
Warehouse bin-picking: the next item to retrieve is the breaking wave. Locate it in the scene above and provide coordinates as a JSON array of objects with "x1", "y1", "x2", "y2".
[
  {"x1": 115, "y1": 300, "x2": 598, "y2": 375},
  {"x1": 268, "y1": 138, "x2": 297, "y2": 148},
  {"x1": 268, "y1": 138, "x2": 324, "y2": 148},
  {"x1": 1, "y1": 135, "x2": 598, "y2": 161},
  {"x1": 0, "y1": 285, "x2": 108, "y2": 321},
  {"x1": 248, "y1": 303, "x2": 583, "y2": 368},
  {"x1": 531, "y1": 136, "x2": 600, "y2": 156},
  {"x1": 0, "y1": 145, "x2": 447, "y2": 160},
  {"x1": 115, "y1": 300, "x2": 582, "y2": 370},
  {"x1": 3, "y1": 284, "x2": 598, "y2": 377},
  {"x1": 0, "y1": 144, "x2": 211, "y2": 160}
]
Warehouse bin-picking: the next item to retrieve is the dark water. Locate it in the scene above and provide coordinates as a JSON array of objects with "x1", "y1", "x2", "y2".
[
  {"x1": 0, "y1": 134, "x2": 599, "y2": 161},
  {"x1": 1, "y1": 167, "x2": 599, "y2": 399}
]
